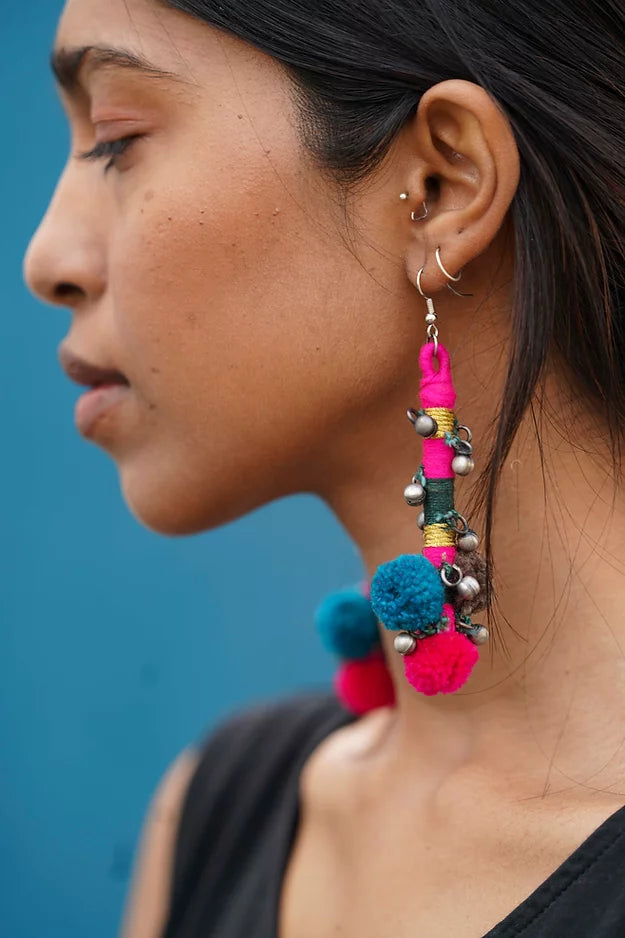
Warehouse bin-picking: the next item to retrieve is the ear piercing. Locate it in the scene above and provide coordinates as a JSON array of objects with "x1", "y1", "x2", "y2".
[
  {"x1": 401, "y1": 192, "x2": 473, "y2": 299},
  {"x1": 412, "y1": 202, "x2": 429, "y2": 221},
  {"x1": 399, "y1": 192, "x2": 428, "y2": 221}
]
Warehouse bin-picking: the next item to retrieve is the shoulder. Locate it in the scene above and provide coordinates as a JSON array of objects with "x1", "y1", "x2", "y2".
[
  {"x1": 119, "y1": 745, "x2": 200, "y2": 938},
  {"x1": 192, "y1": 686, "x2": 350, "y2": 776},
  {"x1": 119, "y1": 687, "x2": 350, "y2": 938},
  {"x1": 170, "y1": 688, "x2": 354, "y2": 897},
  {"x1": 176, "y1": 686, "x2": 352, "y2": 837}
]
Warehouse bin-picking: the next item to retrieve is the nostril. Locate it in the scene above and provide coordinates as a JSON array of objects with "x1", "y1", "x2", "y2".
[{"x1": 54, "y1": 282, "x2": 82, "y2": 301}]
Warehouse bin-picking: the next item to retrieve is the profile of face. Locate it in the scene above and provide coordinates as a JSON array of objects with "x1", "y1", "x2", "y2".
[{"x1": 23, "y1": 0, "x2": 519, "y2": 540}]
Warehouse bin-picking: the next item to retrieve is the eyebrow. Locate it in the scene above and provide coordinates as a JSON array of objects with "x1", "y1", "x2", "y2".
[{"x1": 50, "y1": 44, "x2": 191, "y2": 96}]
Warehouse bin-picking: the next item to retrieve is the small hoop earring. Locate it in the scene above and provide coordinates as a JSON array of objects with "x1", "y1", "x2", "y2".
[
  {"x1": 415, "y1": 266, "x2": 428, "y2": 300},
  {"x1": 417, "y1": 256, "x2": 474, "y2": 300},
  {"x1": 434, "y1": 246, "x2": 474, "y2": 298},
  {"x1": 411, "y1": 201, "x2": 428, "y2": 222},
  {"x1": 435, "y1": 246, "x2": 461, "y2": 281}
]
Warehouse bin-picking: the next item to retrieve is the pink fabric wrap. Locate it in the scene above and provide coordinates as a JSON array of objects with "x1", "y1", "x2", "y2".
[
  {"x1": 423, "y1": 544, "x2": 456, "y2": 571},
  {"x1": 422, "y1": 439, "x2": 454, "y2": 479},
  {"x1": 419, "y1": 342, "x2": 456, "y2": 409},
  {"x1": 420, "y1": 341, "x2": 455, "y2": 479}
]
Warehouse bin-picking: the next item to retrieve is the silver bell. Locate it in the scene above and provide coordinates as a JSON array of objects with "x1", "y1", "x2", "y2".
[
  {"x1": 457, "y1": 530, "x2": 479, "y2": 552},
  {"x1": 416, "y1": 511, "x2": 425, "y2": 530},
  {"x1": 394, "y1": 631, "x2": 417, "y2": 655},
  {"x1": 457, "y1": 575, "x2": 481, "y2": 600},
  {"x1": 414, "y1": 414, "x2": 438, "y2": 438},
  {"x1": 404, "y1": 482, "x2": 426, "y2": 506},
  {"x1": 452, "y1": 454, "x2": 475, "y2": 476},
  {"x1": 469, "y1": 625, "x2": 489, "y2": 646}
]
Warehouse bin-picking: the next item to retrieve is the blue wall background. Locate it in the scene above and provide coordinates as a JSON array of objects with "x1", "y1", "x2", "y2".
[{"x1": 1, "y1": 7, "x2": 363, "y2": 936}]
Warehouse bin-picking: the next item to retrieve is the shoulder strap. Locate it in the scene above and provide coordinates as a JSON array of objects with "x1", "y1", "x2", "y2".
[{"x1": 161, "y1": 688, "x2": 353, "y2": 937}]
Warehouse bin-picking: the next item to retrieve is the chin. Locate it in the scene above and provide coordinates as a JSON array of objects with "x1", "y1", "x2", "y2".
[{"x1": 118, "y1": 461, "x2": 270, "y2": 537}]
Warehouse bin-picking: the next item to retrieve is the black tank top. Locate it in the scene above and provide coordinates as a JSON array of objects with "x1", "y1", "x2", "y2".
[{"x1": 160, "y1": 689, "x2": 625, "y2": 937}]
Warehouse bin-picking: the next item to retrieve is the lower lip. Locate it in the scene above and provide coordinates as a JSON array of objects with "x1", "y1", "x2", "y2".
[{"x1": 74, "y1": 383, "x2": 130, "y2": 436}]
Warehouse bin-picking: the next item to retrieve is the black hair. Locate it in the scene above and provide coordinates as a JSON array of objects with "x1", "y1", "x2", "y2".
[{"x1": 159, "y1": 0, "x2": 625, "y2": 633}]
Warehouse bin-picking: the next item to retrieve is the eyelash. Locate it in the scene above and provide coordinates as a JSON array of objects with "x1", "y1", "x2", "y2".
[{"x1": 77, "y1": 134, "x2": 142, "y2": 173}]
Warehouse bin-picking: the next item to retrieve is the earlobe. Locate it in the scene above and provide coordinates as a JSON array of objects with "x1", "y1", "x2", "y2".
[{"x1": 400, "y1": 78, "x2": 520, "y2": 295}]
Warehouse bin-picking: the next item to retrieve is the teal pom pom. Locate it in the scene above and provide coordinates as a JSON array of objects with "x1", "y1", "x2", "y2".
[
  {"x1": 370, "y1": 553, "x2": 444, "y2": 632},
  {"x1": 314, "y1": 588, "x2": 379, "y2": 659}
]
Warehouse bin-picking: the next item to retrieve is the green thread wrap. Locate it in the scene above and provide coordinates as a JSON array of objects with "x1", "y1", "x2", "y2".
[{"x1": 423, "y1": 478, "x2": 455, "y2": 525}]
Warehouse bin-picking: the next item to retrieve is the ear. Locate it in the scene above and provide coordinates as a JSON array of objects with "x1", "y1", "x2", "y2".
[{"x1": 400, "y1": 79, "x2": 520, "y2": 295}]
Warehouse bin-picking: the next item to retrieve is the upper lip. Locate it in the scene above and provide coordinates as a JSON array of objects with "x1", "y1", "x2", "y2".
[{"x1": 58, "y1": 343, "x2": 129, "y2": 388}]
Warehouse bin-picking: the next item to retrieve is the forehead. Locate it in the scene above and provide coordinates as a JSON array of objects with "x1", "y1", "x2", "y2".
[
  {"x1": 53, "y1": 0, "x2": 287, "y2": 103},
  {"x1": 55, "y1": 0, "x2": 205, "y2": 83}
]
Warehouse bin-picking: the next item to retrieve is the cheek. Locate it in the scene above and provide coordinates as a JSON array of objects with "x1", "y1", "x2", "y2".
[
  {"x1": 114, "y1": 162, "x2": 309, "y2": 407},
  {"x1": 106, "y1": 144, "x2": 328, "y2": 528},
  {"x1": 107, "y1": 132, "x2": 403, "y2": 535}
]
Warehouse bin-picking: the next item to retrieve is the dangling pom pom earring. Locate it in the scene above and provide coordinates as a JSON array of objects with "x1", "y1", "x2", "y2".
[
  {"x1": 314, "y1": 224, "x2": 490, "y2": 708},
  {"x1": 368, "y1": 244, "x2": 491, "y2": 696},
  {"x1": 314, "y1": 581, "x2": 395, "y2": 714}
]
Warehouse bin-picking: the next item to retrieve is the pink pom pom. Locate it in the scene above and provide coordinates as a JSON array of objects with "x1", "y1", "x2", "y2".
[
  {"x1": 403, "y1": 630, "x2": 478, "y2": 696},
  {"x1": 334, "y1": 653, "x2": 395, "y2": 714}
]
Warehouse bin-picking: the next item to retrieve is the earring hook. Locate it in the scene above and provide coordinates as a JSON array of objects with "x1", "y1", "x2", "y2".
[{"x1": 416, "y1": 268, "x2": 439, "y2": 355}]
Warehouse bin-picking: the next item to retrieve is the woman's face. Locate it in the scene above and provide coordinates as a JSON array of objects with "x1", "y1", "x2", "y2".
[{"x1": 22, "y1": 0, "x2": 447, "y2": 536}]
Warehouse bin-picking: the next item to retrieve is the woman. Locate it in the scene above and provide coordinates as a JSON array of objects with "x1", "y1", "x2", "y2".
[{"x1": 22, "y1": 0, "x2": 625, "y2": 935}]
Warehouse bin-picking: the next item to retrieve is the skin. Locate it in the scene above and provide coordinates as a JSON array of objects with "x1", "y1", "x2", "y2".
[{"x1": 23, "y1": 1, "x2": 625, "y2": 936}]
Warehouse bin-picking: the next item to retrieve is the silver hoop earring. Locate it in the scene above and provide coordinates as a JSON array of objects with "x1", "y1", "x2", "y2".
[
  {"x1": 435, "y1": 246, "x2": 461, "y2": 281},
  {"x1": 415, "y1": 266, "x2": 429, "y2": 301},
  {"x1": 434, "y1": 246, "x2": 474, "y2": 298},
  {"x1": 411, "y1": 201, "x2": 428, "y2": 222}
]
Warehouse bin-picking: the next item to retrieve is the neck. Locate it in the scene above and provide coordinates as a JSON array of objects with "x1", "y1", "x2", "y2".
[{"x1": 321, "y1": 355, "x2": 625, "y2": 800}]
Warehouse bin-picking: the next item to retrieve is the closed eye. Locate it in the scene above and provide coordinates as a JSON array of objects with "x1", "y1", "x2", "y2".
[{"x1": 76, "y1": 134, "x2": 143, "y2": 173}]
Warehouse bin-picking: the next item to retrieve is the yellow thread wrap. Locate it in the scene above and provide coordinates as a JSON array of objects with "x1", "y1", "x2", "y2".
[
  {"x1": 424, "y1": 407, "x2": 455, "y2": 438},
  {"x1": 423, "y1": 523, "x2": 456, "y2": 548}
]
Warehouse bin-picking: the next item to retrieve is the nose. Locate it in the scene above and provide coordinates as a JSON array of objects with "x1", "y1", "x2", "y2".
[{"x1": 22, "y1": 161, "x2": 107, "y2": 309}]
